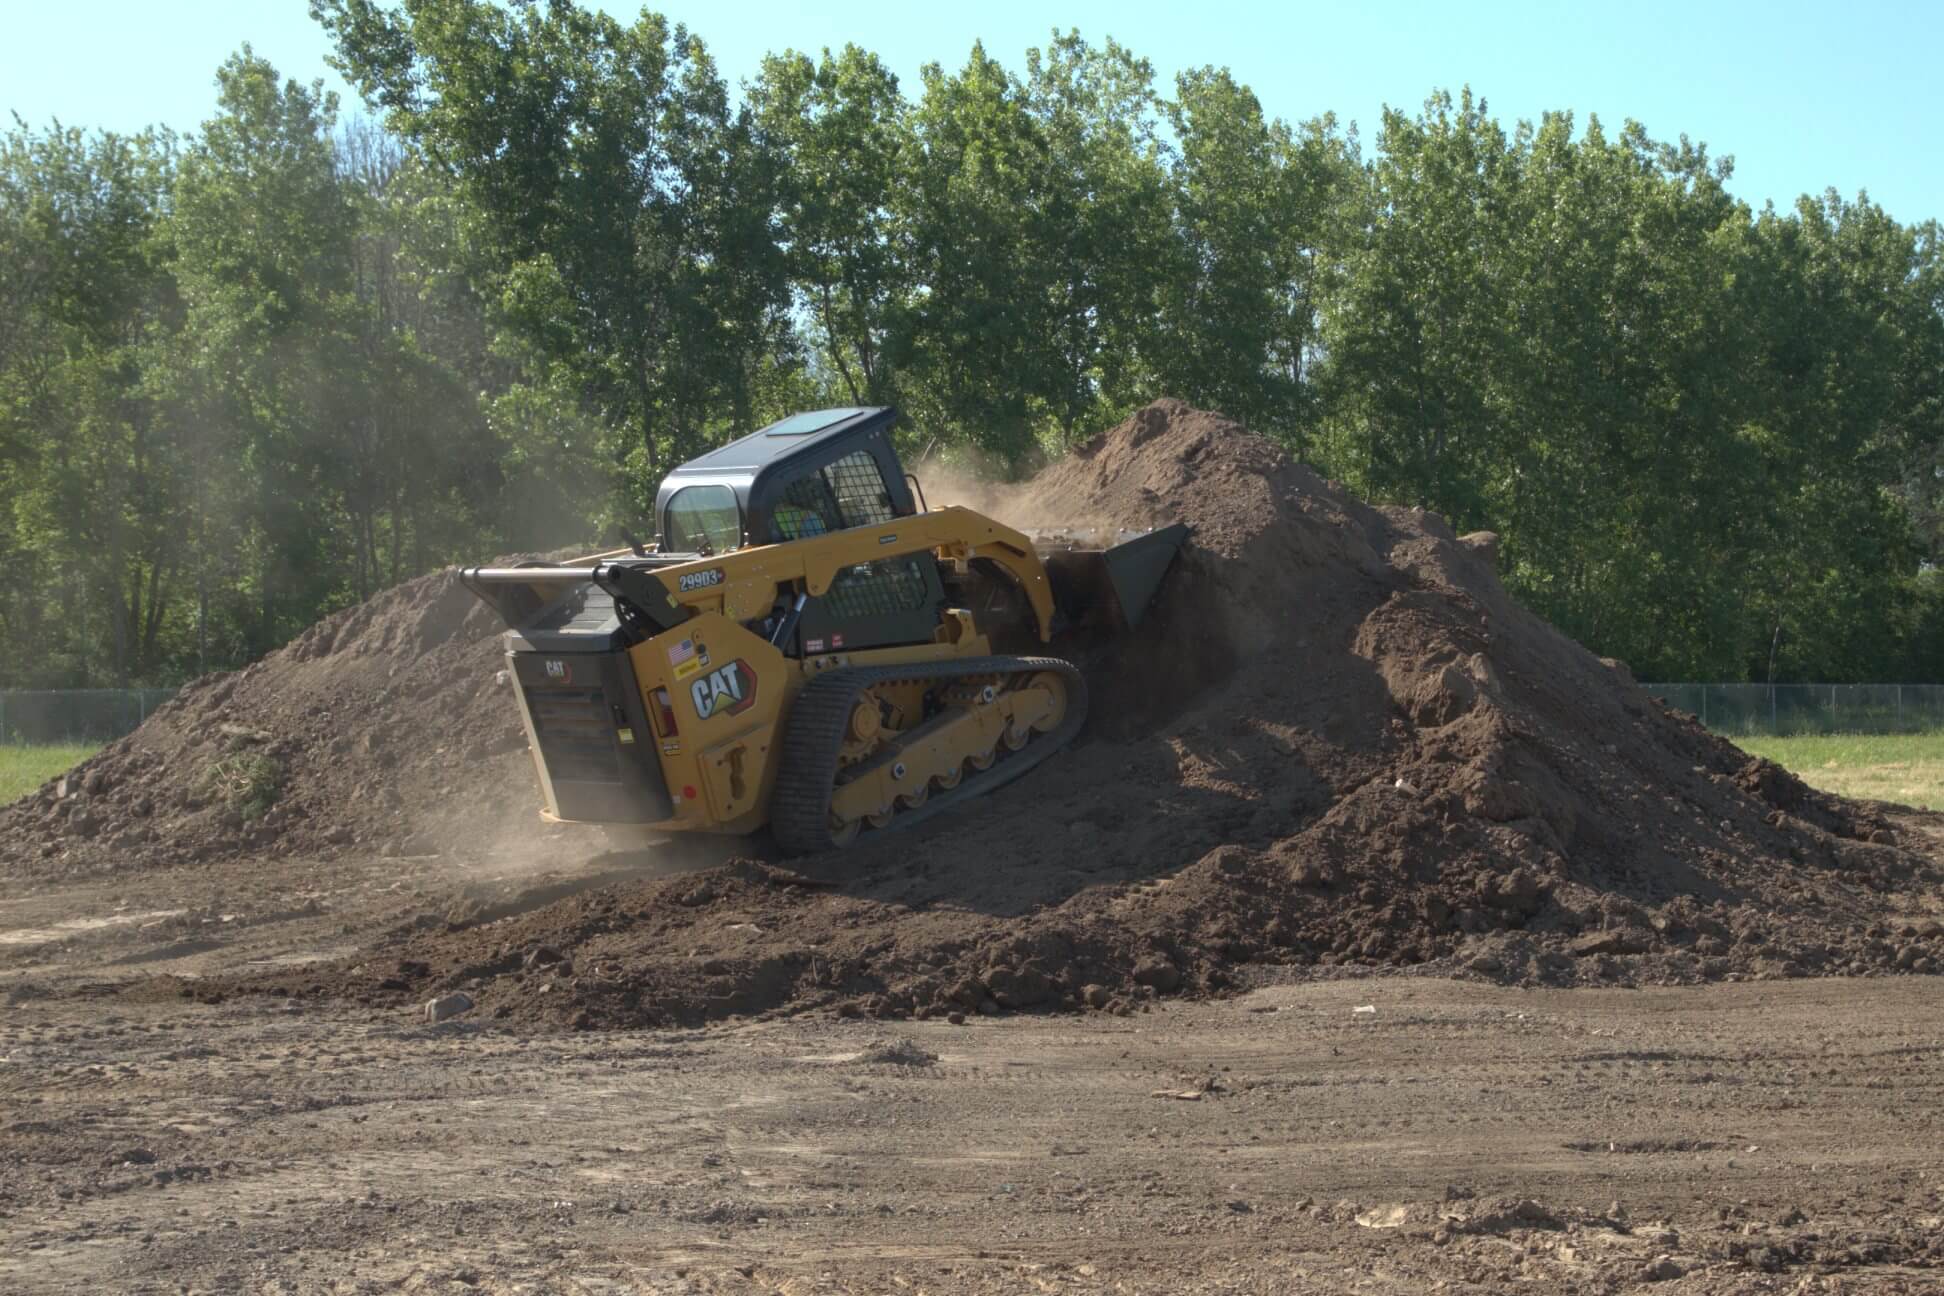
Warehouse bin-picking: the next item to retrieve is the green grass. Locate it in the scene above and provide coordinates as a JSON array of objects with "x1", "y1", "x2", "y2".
[
  {"x1": 1735, "y1": 732, "x2": 1944, "y2": 811},
  {"x1": 0, "y1": 742, "x2": 102, "y2": 805}
]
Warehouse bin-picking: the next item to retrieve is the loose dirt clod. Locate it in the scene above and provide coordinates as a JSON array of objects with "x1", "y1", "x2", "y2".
[{"x1": 11, "y1": 399, "x2": 1944, "y2": 1026}]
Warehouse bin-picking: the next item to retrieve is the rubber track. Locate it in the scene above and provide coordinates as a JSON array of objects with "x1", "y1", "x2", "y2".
[{"x1": 771, "y1": 655, "x2": 1088, "y2": 855}]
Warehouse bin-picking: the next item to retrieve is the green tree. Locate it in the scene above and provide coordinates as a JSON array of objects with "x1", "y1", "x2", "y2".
[
  {"x1": 1019, "y1": 32, "x2": 1176, "y2": 445},
  {"x1": 749, "y1": 43, "x2": 907, "y2": 406},
  {"x1": 0, "y1": 119, "x2": 180, "y2": 685},
  {"x1": 1315, "y1": 88, "x2": 1515, "y2": 523},
  {"x1": 315, "y1": 0, "x2": 791, "y2": 509},
  {"x1": 892, "y1": 42, "x2": 1055, "y2": 466},
  {"x1": 1158, "y1": 69, "x2": 1353, "y2": 452},
  {"x1": 169, "y1": 48, "x2": 355, "y2": 658}
]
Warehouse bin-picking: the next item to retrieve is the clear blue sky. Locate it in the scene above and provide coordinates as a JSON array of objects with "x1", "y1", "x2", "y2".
[{"x1": 4, "y1": 0, "x2": 1938, "y2": 223}]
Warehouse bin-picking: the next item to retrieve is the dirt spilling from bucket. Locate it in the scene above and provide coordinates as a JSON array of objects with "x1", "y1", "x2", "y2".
[{"x1": 11, "y1": 400, "x2": 1944, "y2": 1026}]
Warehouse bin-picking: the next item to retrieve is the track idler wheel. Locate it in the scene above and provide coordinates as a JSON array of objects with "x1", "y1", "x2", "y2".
[
  {"x1": 1025, "y1": 670, "x2": 1070, "y2": 733},
  {"x1": 847, "y1": 698, "x2": 882, "y2": 743}
]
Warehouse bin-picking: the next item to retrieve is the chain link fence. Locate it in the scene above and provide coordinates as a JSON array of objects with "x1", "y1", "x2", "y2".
[
  {"x1": 1643, "y1": 684, "x2": 1944, "y2": 736},
  {"x1": 0, "y1": 689, "x2": 179, "y2": 745}
]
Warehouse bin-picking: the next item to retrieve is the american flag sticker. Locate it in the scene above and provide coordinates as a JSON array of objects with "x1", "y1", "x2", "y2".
[{"x1": 667, "y1": 638, "x2": 697, "y2": 668}]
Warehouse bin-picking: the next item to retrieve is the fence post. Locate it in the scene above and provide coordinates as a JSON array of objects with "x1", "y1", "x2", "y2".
[{"x1": 1770, "y1": 685, "x2": 1777, "y2": 734}]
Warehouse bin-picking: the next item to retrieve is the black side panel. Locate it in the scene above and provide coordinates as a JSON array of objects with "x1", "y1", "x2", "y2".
[
  {"x1": 795, "y1": 553, "x2": 945, "y2": 654},
  {"x1": 511, "y1": 649, "x2": 674, "y2": 823}
]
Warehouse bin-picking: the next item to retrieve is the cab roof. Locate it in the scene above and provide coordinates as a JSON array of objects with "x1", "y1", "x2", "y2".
[
  {"x1": 661, "y1": 407, "x2": 891, "y2": 479},
  {"x1": 652, "y1": 406, "x2": 915, "y2": 551}
]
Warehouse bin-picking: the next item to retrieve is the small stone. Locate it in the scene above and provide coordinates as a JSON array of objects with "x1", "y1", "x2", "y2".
[
  {"x1": 946, "y1": 1010, "x2": 966, "y2": 1026},
  {"x1": 1082, "y1": 984, "x2": 1110, "y2": 1008},
  {"x1": 425, "y1": 992, "x2": 473, "y2": 1023},
  {"x1": 1572, "y1": 928, "x2": 1650, "y2": 957}
]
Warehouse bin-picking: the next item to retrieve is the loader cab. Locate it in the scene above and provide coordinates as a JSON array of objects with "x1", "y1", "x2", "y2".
[
  {"x1": 654, "y1": 406, "x2": 946, "y2": 655},
  {"x1": 654, "y1": 406, "x2": 918, "y2": 553}
]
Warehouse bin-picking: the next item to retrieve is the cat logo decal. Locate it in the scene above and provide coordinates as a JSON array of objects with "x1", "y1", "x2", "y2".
[{"x1": 689, "y1": 659, "x2": 756, "y2": 721}]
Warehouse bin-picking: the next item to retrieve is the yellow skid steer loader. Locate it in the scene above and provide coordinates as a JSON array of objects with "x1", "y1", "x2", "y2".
[{"x1": 461, "y1": 407, "x2": 1186, "y2": 854}]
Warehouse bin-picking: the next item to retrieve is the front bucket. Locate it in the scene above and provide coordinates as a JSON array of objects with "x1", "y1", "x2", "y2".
[
  {"x1": 1098, "y1": 523, "x2": 1191, "y2": 628},
  {"x1": 1040, "y1": 523, "x2": 1190, "y2": 631}
]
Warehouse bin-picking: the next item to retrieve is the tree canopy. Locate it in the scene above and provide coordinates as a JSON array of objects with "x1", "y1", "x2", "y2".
[{"x1": 2, "y1": 6, "x2": 1939, "y2": 689}]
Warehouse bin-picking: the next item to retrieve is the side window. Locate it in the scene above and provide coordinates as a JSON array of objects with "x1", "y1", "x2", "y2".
[
  {"x1": 664, "y1": 485, "x2": 741, "y2": 553},
  {"x1": 822, "y1": 450, "x2": 895, "y2": 528},
  {"x1": 772, "y1": 475, "x2": 838, "y2": 541},
  {"x1": 769, "y1": 449, "x2": 895, "y2": 541}
]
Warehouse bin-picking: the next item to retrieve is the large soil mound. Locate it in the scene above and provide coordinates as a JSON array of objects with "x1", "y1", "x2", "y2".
[
  {"x1": 1, "y1": 563, "x2": 605, "y2": 876},
  {"x1": 13, "y1": 400, "x2": 1944, "y2": 1025}
]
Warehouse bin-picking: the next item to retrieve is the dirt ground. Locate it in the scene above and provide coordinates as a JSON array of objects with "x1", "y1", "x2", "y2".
[
  {"x1": 3, "y1": 834, "x2": 1941, "y2": 1295},
  {"x1": 5, "y1": 399, "x2": 1943, "y2": 1290}
]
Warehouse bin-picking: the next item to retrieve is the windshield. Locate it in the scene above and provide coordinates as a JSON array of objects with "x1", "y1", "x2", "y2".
[{"x1": 664, "y1": 485, "x2": 741, "y2": 553}]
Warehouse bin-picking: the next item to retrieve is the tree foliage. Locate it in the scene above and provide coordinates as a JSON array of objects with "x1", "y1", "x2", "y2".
[{"x1": 2, "y1": 8, "x2": 1940, "y2": 689}]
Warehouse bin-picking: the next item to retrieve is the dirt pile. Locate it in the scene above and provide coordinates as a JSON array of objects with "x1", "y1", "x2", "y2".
[
  {"x1": 0, "y1": 564, "x2": 605, "y2": 877},
  {"x1": 158, "y1": 398, "x2": 1944, "y2": 1028}
]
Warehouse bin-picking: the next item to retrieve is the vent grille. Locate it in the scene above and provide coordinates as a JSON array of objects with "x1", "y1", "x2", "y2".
[
  {"x1": 526, "y1": 685, "x2": 620, "y2": 784},
  {"x1": 824, "y1": 556, "x2": 931, "y2": 618}
]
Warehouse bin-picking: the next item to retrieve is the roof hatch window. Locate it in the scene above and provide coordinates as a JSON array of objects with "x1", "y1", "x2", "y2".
[
  {"x1": 762, "y1": 407, "x2": 869, "y2": 437},
  {"x1": 664, "y1": 485, "x2": 741, "y2": 554}
]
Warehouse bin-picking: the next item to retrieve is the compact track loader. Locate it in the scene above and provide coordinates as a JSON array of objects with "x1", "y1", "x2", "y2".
[{"x1": 462, "y1": 407, "x2": 1186, "y2": 854}]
